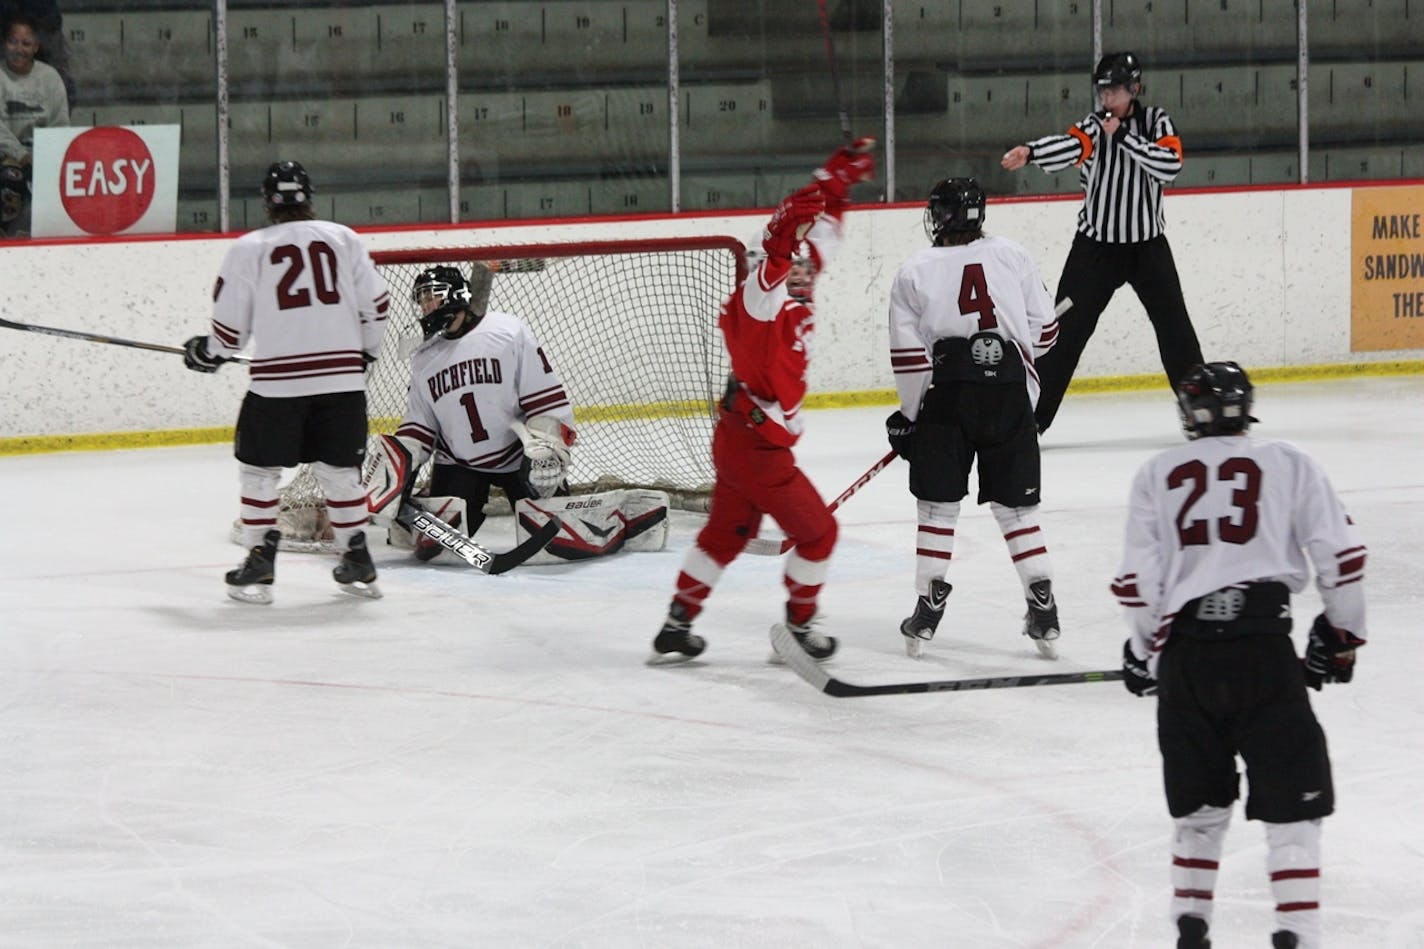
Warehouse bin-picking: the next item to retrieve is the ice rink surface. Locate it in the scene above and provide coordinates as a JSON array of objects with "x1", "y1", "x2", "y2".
[{"x1": 2, "y1": 376, "x2": 1422, "y2": 948}]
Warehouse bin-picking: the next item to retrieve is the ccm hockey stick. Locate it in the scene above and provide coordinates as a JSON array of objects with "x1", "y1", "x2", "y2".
[
  {"x1": 814, "y1": 0, "x2": 853, "y2": 143},
  {"x1": 769, "y1": 624, "x2": 1123, "y2": 697},
  {"x1": 746, "y1": 449, "x2": 898, "y2": 556},
  {"x1": 394, "y1": 501, "x2": 559, "y2": 575},
  {"x1": 0, "y1": 315, "x2": 251, "y2": 364}
]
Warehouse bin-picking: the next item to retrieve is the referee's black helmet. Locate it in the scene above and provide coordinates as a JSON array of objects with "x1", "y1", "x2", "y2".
[{"x1": 1094, "y1": 52, "x2": 1142, "y2": 89}]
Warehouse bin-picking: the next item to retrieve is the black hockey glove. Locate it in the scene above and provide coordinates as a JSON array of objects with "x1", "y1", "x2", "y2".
[
  {"x1": 1122, "y1": 640, "x2": 1157, "y2": 697},
  {"x1": 1303, "y1": 613, "x2": 1365, "y2": 690},
  {"x1": 182, "y1": 334, "x2": 223, "y2": 373},
  {"x1": 885, "y1": 410, "x2": 916, "y2": 458},
  {"x1": 362, "y1": 352, "x2": 377, "y2": 372}
]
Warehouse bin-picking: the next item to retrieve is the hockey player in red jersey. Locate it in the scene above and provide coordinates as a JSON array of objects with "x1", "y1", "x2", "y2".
[
  {"x1": 650, "y1": 139, "x2": 876, "y2": 664},
  {"x1": 183, "y1": 160, "x2": 391, "y2": 603},
  {"x1": 1113, "y1": 362, "x2": 1367, "y2": 949}
]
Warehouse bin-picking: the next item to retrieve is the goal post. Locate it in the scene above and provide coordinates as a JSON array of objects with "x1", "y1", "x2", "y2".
[{"x1": 247, "y1": 235, "x2": 747, "y2": 550}]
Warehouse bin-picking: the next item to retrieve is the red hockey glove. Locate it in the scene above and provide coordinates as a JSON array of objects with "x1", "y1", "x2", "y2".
[
  {"x1": 813, "y1": 137, "x2": 877, "y2": 205},
  {"x1": 1303, "y1": 613, "x2": 1365, "y2": 690},
  {"x1": 762, "y1": 184, "x2": 825, "y2": 261}
]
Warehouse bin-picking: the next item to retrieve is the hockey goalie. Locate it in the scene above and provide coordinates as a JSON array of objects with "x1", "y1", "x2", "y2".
[{"x1": 363, "y1": 261, "x2": 669, "y2": 565}]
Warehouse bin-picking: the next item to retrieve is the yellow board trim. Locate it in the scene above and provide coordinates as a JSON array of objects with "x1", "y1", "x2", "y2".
[{"x1": 4, "y1": 360, "x2": 1422, "y2": 457}]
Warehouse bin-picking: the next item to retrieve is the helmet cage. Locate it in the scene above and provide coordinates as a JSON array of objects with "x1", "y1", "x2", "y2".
[{"x1": 413, "y1": 266, "x2": 475, "y2": 340}]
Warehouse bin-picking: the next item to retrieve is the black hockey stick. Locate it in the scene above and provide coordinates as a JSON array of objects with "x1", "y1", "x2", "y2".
[
  {"x1": 0, "y1": 314, "x2": 251, "y2": 364},
  {"x1": 395, "y1": 502, "x2": 560, "y2": 575},
  {"x1": 770, "y1": 624, "x2": 1123, "y2": 696},
  {"x1": 814, "y1": 0, "x2": 853, "y2": 143}
]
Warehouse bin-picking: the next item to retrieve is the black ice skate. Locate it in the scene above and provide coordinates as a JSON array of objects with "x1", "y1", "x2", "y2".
[
  {"x1": 1023, "y1": 578, "x2": 1060, "y2": 660},
  {"x1": 1175, "y1": 914, "x2": 1210, "y2": 949},
  {"x1": 648, "y1": 602, "x2": 706, "y2": 664},
  {"x1": 226, "y1": 529, "x2": 280, "y2": 605},
  {"x1": 333, "y1": 532, "x2": 382, "y2": 599},
  {"x1": 899, "y1": 578, "x2": 951, "y2": 658},
  {"x1": 769, "y1": 615, "x2": 837, "y2": 664}
]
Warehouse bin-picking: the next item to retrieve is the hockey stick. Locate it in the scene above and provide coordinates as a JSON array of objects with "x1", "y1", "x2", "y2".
[
  {"x1": 746, "y1": 449, "x2": 898, "y2": 556},
  {"x1": 770, "y1": 624, "x2": 1123, "y2": 696},
  {"x1": 814, "y1": 0, "x2": 853, "y2": 143},
  {"x1": 0, "y1": 314, "x2": 251, "y2": 364},
  {"x1": 394, "y1": 501, "x2": 560, "y2": 575}
]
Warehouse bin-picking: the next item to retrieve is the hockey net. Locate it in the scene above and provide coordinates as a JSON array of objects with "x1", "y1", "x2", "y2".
[{"x1": 242, "y1": 236, "x2": 745, "y2": 551}]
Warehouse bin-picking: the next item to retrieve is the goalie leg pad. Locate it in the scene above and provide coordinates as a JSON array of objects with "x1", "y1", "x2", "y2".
[{"x1": 514, "y1": 489, "x2": 669, "y2": 564}]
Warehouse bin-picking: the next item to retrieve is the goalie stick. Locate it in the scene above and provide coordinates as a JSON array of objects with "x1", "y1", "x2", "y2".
[
  {"x1": 746, "y1": 449, "x2": 897, "y2": 556},
  {"x1": 769, "y1": 624, "x2": 1123, "y2": 696},
  {"x1": 0, "y1": 315, "x2": 251, "y2": 364},
  {"x1": 394, "y1": 502, "x2": 560, "y2": 575}
]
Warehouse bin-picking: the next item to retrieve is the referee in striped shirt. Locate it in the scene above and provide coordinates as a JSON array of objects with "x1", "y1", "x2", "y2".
[{"x1": 1001, "y1": 52, "x2": 1203, "y2": 434}]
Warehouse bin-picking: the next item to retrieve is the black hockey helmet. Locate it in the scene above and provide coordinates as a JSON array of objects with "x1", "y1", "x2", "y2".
[
  {"x1": 1176, "y1": 361, "x2": 1259, "y2": 439},
  {"x1": 412, "y1": 265, "x2": 475, "y2": 339},
  {"x1": 1094, "y1": 52, "x2": 1142, "y2": 90},
  {"x1": 924, "y1": 177, "x2": 986, "y2": 244},
  {"x1": 261, "y1": 160, "x2": 314, "y2": 209}
]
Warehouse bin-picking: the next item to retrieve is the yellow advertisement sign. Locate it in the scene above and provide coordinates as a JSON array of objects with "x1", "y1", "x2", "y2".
[{"x1": 1352, "y1": 186, "x2": 1424, "y2": 351}]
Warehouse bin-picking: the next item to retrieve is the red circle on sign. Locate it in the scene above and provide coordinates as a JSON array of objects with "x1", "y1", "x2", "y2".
[{"x1": 59, "y1": 127, "x2": 157, "y2": 235}]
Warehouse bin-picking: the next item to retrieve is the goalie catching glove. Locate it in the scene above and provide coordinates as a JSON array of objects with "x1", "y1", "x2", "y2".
[{"x1": 512, "y1": 416, "x2": 576, "y2": 499}]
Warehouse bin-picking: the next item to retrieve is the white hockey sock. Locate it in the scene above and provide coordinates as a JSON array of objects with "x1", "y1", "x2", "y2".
[
  {"x1": 237, "y1": 463, "x2": 282, "y2": 548},
  {"x1": 784, "y1": 551, "x2": 831, "y2": 625},
  {"x1": 990, "y1": 502, "x2": 1052, "y2": 593},
  {"x1": 1266, "y1": 819, "x2": 1322, "y2": 947},
  {"x1": 914, "y1": 499, "x2": 959, "y2": 594},
  {"x1": 672, "y1": 546, "x2": 726, "y2": 620},
  {"x1": 312, "y1": 461, "x2": 369, "y2": 550},
  {"x1": 1170, "y1": 804, "x2": 1232, "y2": 925}
]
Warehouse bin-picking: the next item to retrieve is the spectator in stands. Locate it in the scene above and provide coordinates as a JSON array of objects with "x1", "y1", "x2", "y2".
[
  {"x1": 1, "y1": 9, "x2": 68, "y2": 237},
  {"x1": 0, "y1": 0, "x2": 72, "y2": 106}
]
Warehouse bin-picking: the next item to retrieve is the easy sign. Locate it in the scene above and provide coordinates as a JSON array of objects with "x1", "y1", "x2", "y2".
[{"x1": 30, "y1": 124, "x2": 180, "y2": 237}]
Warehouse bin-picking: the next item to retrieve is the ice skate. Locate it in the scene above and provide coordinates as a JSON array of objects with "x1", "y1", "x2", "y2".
[
  {"x1": 1271, "y1": 932, "x2": 1298, "y2": 949},
  {"x1": 647, "y1": 602, "x2": 706, "y2": 664},
  {"x1": 1023, "y1": 578, "x2": 1060, "y2": 659},
  {"x1": 769, "y1": 615, "x2": 837, "y2": 664},
  {"x1": 333, "y1": 532, "x2": 382, "y2": 599},
  {"x1": 1175, "y1": 914, "x2": 1210, "y2": 948},
  {"x1": 226, "y1": 529, "x2": 280, "y2": 604},
  {"x1": 899, "y1": 579, "x2": 951, "y2": 658}
]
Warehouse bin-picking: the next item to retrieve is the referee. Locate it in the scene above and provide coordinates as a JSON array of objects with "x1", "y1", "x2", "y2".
[{"x1": 1001, "y1": 52, "x2": 1203, "y2": 434}]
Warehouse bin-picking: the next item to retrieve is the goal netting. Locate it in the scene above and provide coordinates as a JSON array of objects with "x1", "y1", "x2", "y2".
[{"x1": 241, "y1": 236, "x2": 745, "y2": 550}]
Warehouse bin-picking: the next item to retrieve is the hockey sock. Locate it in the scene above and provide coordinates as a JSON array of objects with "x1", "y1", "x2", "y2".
[
  {"x1": 312, "y1": 461, "x2": 371, "y2": 550},
  {"x1": 1171, "y1": 804, "x2": 1231, "y2": 926},
  {"x1": 671, "y1": 546, "x2": 726, "y2": 621},
  {"x1": 914, "y1": 499, "x2": 959, "y2": 593},
  {"x1": 1266, "y1": 819, "x2": 1321, "y2": 946},
  {"x1": 991, "y1": 502, "x2": 1052, "y2": 592},
  {"x1": 237, "y1": 463, "x2": 282, "y2": 548},
  {"x1": 784, "y1": 551, "x2": 830, "y2": 627}
]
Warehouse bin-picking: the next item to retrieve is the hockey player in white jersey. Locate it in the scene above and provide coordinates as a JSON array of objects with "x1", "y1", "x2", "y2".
[
  {"x1": 1112, "y1": 361, "x2": 1367, "y2": 949},
  {"x1": 885, "y1": 177, "x2": 1062, "y2": 659},
  {"x1": 183, "y1": 160, "x2": 390, "y2": 603}
]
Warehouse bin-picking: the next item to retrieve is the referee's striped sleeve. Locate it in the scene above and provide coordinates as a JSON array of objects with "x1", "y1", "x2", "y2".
[{"x1": 1026, "y1": 123, "x2": 1093, "y2": 173}]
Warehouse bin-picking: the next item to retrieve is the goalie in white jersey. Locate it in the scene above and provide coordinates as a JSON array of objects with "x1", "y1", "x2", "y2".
[
  {"x1": 183, "y1": 160, "x2": 390, "y2": 603},
  {"x1": 886, "y1": 177, "x2": 1062, "y2": 660},
  {"x1": 1112, "y1": 362, "x2": 1367, "y2": 949}
]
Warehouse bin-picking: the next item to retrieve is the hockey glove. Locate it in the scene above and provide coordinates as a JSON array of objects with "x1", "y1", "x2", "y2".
[
  {"x1": 1303, "y1": 613, "x2": 1365, "y2": 690},
  {"x1": 363, "y1": 433, "x2": 416, "y2": 515},
  {"x1": 182, "y1": 334, "x2": 223, "y2": 373},
  {"x1": 762, "y1": 184, "x2": 825, "y2": 261},
  {"x1": 1122, "y1": 640, "x2": 1158, "y2": 697},
  {"x1": 813, "y1": 137, "x2": 877, "y2": 206},
  {"x1": 513, "y1": 416, "x2": 575, "y2": 499},
  {"x1": 885, "y1": 410, "x2": 916, "y2": 458}
]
